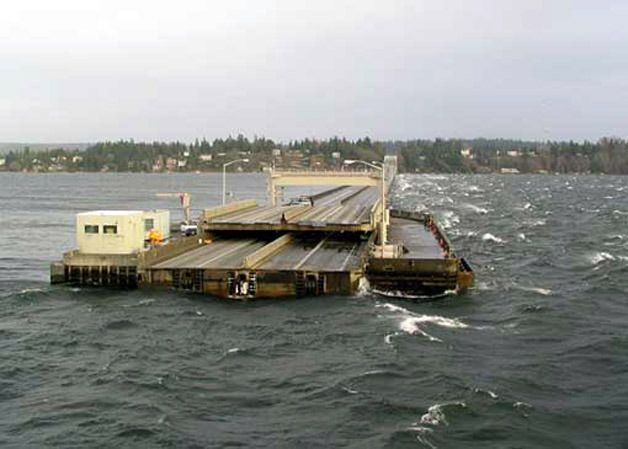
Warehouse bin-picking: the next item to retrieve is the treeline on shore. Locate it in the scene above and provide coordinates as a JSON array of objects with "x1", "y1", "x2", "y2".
[{"x1": 2, "y1": 136, "x2": 628, "y2": 174}]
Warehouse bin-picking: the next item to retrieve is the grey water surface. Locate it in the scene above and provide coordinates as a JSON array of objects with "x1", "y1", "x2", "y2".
[{"x1": 1, "y1": 173, "x2": 627, "y2": 448}]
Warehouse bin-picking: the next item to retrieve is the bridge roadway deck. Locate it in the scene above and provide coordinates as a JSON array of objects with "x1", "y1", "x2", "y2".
[
  {"x1": 151, "y1": 238, "x2": 268, "y2": 270},
  {"x1": 208, "y1": 186, "x2": 379, "y2": 229},
  {"x1": 258, "y1": 236, "x2": 367, "y2": 272},
  {"x1": 388, "y1": 217, "x2": 445, "y2": 259},
  {"x1": 151, "y1": 234, "x2": 368, "y2": 272}
]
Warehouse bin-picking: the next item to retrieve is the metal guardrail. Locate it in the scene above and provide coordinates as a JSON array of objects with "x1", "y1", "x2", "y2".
[
  {"x1": 271, "y1": 170, "x2": 381, "y2": 177},
  {"x1": 202, "y1": 199, "x2": 257, "y2": 222}
]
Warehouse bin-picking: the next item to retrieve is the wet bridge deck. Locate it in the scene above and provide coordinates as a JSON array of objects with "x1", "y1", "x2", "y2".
[
  {"x1": 388, "y1": 217, "x2": 446, "y2": 259},
  {"x1": 152, "y1": 234, "x2": 368, "y2": 272},
  {"x1": 205, "y1": 186, "x2": 380, "y2": 232}
]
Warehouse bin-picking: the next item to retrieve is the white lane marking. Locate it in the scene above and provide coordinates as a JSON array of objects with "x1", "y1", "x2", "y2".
[
  {"x1": 315, "y1": 205, "x2": 344, "y2": 222},
  {"x1": 293, "y1": 237, "x2": 330, "y2": 270},
  {"x1": 340, "y1": 243, "x2": 358, "y2": 271},
  {"x1": 153, "y1": 242, "x2": 224, "y2": 268},
  {"x1": 198, "y1": 240, "x2": 257, "y2": 268}
]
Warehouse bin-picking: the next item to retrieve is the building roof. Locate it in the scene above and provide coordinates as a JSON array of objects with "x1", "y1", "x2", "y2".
[{"x1": 77, "y1": 210, "x2": 143, "y2": 217}]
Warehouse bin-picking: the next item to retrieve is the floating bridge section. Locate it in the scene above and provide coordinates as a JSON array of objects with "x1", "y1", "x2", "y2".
[{"x1": 51, "y1": 156, "x2": 474, "y2": 298}]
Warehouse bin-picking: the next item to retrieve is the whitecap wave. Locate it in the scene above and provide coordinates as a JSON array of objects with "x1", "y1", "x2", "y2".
[
  {"x1": 518, "y1": 286, "x2": 552, "y2": 296},
  {"x1": 439, "y1": 211, "x2": 460, "y2": 229},
  {"x1": 361, "y1": 369, "x2": 385, "y2": 376},
  {"x1": 420, "y1": 404, "x2": 447, "y2": 426},
  {"x1": 413, "y1": 314, "x2": 469, "y2": 329},
  {"x1": 406, "y1": 425, "x2": 433, "y2": 434},
  {"x1": 590, "y1": 252, "x2": 616, "y2": 265},
  {"x1": 399, "y1": 318, "x2": 443, "y2": 342},
  {"x1": 18, "y1": 287, "x2": 45, "y2": 295},
  {"x1": 464, "y1": 204, "x2": 489, "y2": 214},
  {"x1": 406, "y1": 425, "x2": 437, "y2": 449},
  {"x1": 513, "y1": 401, "x2": 532, "y2": 409},
  {"x1": 467, "y1": 185, "x2": 484, "y2": 193},
  {"x1": 341, "y1": 385, "x2": 358, "y2": 395},
  {"x1": 475, "y1": 281, "x2": 494, "y2": 291},
  {"x1": 379, "y1": 303, "x2": 410, "y2": 314},
  {"x1": 423, "y1": 174, "x2": 448, "y2": 181},
  {"x1": 372, "y1": 288, "x2": 454, "y2": 300},
  {"x1": 396, "y1": 178, "x2": 413, "y2": 192},
  {"x1": 377, "y1": 304, "x2": 468, "y2": 328},
  {"x1": 474, "y1": 387, "x2": 499, "y2": 399},
  {"x1": 414, "y1": 204, "x2": 429, "y2": 213},
  {"x1": 122, "y1": 298, "x2": 156, "y2": 308},
  {"x1": 482, "y1": 233, "x2": 504, "y2": 244},
  {"x1": 376, "y1": 303, "x2": 470, "y2": 342},
  {"x1": 526, "y1": 219, "x2": 546, "y2": 227},
  {"x1": 513, "y1": 400, "x2": 534, "y2": 417},
  {"x1": 420, "y1": 401, "x2": 466, "y2": 426}
]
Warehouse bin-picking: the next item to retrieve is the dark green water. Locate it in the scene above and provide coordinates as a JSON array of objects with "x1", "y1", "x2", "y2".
[{"x1": 1, "y1": 173, "x2": 627, "y2": 448}]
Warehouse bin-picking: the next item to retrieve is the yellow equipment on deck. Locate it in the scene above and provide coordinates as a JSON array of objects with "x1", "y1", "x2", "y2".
[{"x1": 148, "y1": 229, "x2": 163, "y2": 245}]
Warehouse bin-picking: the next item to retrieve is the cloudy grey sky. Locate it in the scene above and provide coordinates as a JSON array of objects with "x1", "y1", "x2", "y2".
[{"x1": 1, "y1": 0, "x2": 626, "y2": 142}]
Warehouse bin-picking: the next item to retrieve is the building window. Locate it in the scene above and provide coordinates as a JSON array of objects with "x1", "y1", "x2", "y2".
[
  {"x1": 144, "y1": 218, "x2": 154, "y2": 232},
  {"x1": 84, "y1": 225, "x2": 99, "y2": 234},
  {"x1": 103, "y1": 225, "x2": 118, "y2": 234}
]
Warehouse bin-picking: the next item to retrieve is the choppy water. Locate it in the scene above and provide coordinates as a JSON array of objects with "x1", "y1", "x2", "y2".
[{"x1": 1, "y1": 173, "x2": 627, "y2": 448}]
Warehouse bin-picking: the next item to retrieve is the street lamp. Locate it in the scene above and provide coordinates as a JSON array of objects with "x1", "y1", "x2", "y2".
[
  {"x1": 344, "y1": 159, "x2": 387, "y2": 246},
  {"x1": 222, "y1": 158, "x2": 249, "y2": 205}
]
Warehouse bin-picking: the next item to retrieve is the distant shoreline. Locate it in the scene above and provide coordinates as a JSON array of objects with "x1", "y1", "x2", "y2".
[
  {"x1": 0, "y1": 170, "x2": 620, "y2": 176},
  {"x1": 2, "y1": 137, "x2": 628, "y2": 174}
]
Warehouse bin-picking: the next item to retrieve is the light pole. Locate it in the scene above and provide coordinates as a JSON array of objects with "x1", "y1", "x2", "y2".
[
  {"x1": 222, "y1": 158, "x2": 249, "y2": 205},
  {"x1": 344, "y1": 159, "x2": 387, "y2": 246}
]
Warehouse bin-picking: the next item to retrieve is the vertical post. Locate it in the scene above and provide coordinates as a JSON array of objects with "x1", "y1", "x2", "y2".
[
  {"x1": 272, "y1": 163, "x2": 277, "y2": 207},
  {"x1": 222, "y1": 164, "x2": 227, "y2": 205},
  {"x1": 222, "y1": 158, "x2": 249, "y2": 206},
  {"x1": 380, "y1": 168, "x2": 386, "y2": 245},
  {"x1": 181, "y1": 193, "x2": 191, "y2": 224},
  {"x1": 268, "y1": 169, "x2": 277, "y2": 207}
]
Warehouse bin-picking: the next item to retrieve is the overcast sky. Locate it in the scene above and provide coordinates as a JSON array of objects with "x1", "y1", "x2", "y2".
[{"x1": 1, "y1": 0, "x2": 626, "y2": 142}]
